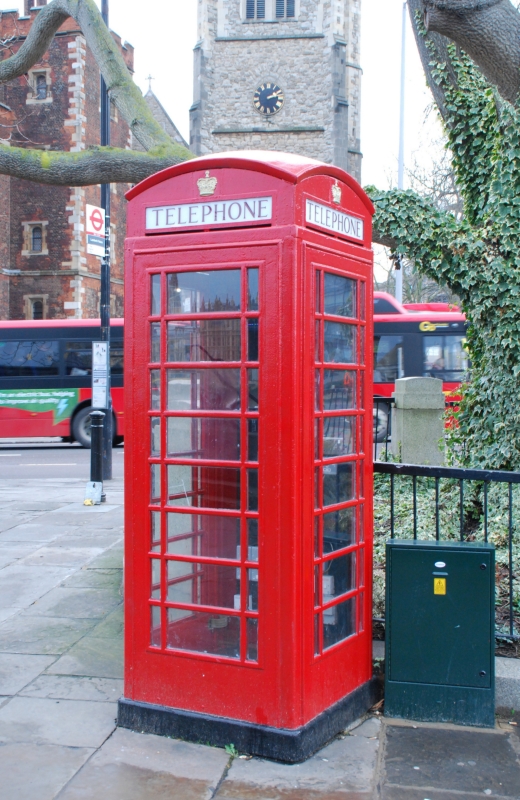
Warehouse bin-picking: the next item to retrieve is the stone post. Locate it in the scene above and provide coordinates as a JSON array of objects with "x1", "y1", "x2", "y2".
[{"x1": 390, "y1": 377, "x2": 445, "y2": 465}]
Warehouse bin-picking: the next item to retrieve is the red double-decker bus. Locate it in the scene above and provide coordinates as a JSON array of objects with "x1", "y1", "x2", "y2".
[
  {"x1": 0, "y1": 318, "x2": 124, "y2": 447},
  {"x1": 373, "y1": 292, "x2": 468, "y2": 439}
]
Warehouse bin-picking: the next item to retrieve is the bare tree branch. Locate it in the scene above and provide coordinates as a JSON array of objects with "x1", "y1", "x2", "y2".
[
  {"x1": 420, "y1": 0, "x2": 520, "y2": 105},
  {"x1": 0, "y1": 0, "x2": 193, "y2": 185}
]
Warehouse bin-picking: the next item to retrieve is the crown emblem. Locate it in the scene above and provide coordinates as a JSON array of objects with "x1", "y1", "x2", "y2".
[
  {"x1": 332, "y1": 181, "x2": 342, "y2": 205},
  {"x1": 197, "y1": 170, "x2": 218, "y2": 197}
]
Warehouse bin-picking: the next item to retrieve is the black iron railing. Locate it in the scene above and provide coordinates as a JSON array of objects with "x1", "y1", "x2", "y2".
[{"x1": 373, "y1": 461, "x2": 520, "y2": 641}]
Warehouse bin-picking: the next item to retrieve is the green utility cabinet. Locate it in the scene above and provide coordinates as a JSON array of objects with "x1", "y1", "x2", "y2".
[{"x1": 385, "y1": 540, "x2": 495, "y2": 727}]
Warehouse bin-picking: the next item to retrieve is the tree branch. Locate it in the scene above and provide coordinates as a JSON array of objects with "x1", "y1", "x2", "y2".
[
  {"x1": 422, "y1": 0, "x2": 520, "y2": 105},
  {"x1": 0, "y1": 0, "x2": 193, "y2": 184}
]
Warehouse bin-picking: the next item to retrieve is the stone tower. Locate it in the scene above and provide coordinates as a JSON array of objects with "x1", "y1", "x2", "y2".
[{"x1": 190, "y1": 0, "x2": 362, "y2": 182}]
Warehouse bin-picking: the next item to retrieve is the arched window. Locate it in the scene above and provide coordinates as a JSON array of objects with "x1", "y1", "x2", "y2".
[
  {"x1": 31, "y1": 226, "x2": 43, "y2": 253},
  {"x1": 246, "y1": 0, "x2": 265, "y2": 19},
  {"x1": 36, "y1": 75, "x2": 47, "y2": 100},
  {"x1": 32, "y1": 300, "x2": 43, "y2": 320}
]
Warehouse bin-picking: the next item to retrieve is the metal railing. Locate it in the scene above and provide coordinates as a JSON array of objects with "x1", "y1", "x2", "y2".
[{"x1": 374, "y1": 461, "x2": 520, "y2": 641}]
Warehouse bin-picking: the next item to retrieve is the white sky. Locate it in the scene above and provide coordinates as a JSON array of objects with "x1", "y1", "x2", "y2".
[{"x1": 4, "y1": 0, "x2": 442, "y2": 190}]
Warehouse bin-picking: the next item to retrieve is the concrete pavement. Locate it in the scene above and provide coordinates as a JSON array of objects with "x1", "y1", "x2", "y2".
[{"x1": 0, "y1": 465, "x2": 519, "y2": 799}]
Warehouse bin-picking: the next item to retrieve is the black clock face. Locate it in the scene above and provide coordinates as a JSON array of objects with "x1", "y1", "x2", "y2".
[{"x1": 253, "y1": 83, "x2": 284, "y2": 116}]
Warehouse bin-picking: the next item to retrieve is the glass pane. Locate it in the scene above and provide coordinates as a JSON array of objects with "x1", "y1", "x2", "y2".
[
  {"x1": 324, "y1": 273, "x2": 356, "y2": 318},
  {"x1": 151, "y1": 558, "x2": 161, "y2": 599},
  {"x1": 247, "y1": 618, "x2": 258, "y2": 661},
  {"x1": 323, "y1": 507, "x2": 356, "y2": 552},
  {"x1": 150, "y1": 606, "x2": 161, "y2": 647},
  {"x1": 314, "y1": 516, "x2": 320, "y2": 557},
  {"x1": 247, "y1": 369, "x2": 258, "y2": 410},
  {"x1": 359, "y1": 504, "x2": 364, "y2": 542},
  {"x1": 315, "y1": 320, "x2": 321, "y2": 362},
  {"x1": 315, "y1": 467, "x2": 320, "y2": 508},
  {"x1": 247, "y1": 469, "x2": 258, "y2": 511},
  {"x1": 323, "y1": 596, "x2": 356, "y2": 649},
  {"x1": 151, "y1": 464, "x2": 161, "y2": 504},
  {"x1": 423, "y1": 334, "x2": 469, "y2": 380},
  {"x1": 167, "y1": 320, "x2": 241, "y2": 362},
  {"x1": 360, "y1": 281, "x2": 366, "y2": 320},
  {"x1": 150, "y1": 325, "x2": 163, "y2": 364},
  {"x1": 248, "y1": 268, "x2": 259, "y2": 310},
  {"x1": 64, "y1": 342, "x2": 92, "y2": 375},
  {"x1": 247, "y1": 518, "x2": 259, "y2": 557},
  {"x1": 110, "y1": 345, "x2": 124, "y2": 376},
  {"x1": 323, "y1": 462, "x2": 355, "y2": 507},
  {"x1": 151, "y1": 274, "x2": 161, "y2": 316},
  {"x1": 315, "y1": 370, "x2": 321, "y2": 410},
  {"x1": 374, "y1": 335, "x2": 403, "y2": 383},
  {"x1": 315, "y1": 270, "x2": 321, "y2": 313},
  {"x1": 315, "y1": 564, "x2": 320, "y2": 606},
  {"x1": 248, "y1": 320, "x2": 259, "y2": 361},
  {"x1": 167, "y1": 513, "x2": 240, "y2": 559},
  {"x1": 324, "y1": 370, "x2": 356, "y2": 410},
  {"x1": 359, "y1": 548, "x2": 365, "y2": 588},
  {"x1": 314, "y1": 613, "x2": 320, "y2": 655},
  {"x1": 359, "y1": 327, "x2": 365, "y2": 365},
  {"x1": 151, "y1": 417, "x2": 161, "y2": 457},
  {"x1": 167, "y1": 465, "x2": 241, "y2": 509},
  {"x1": 167, "y1": 561, "x2": 237, "y2": 610},
  {"x1": 167, "y1": 417, "x2": 240, "y2": 461},
  {"x1": 151, "y1": 370, "x2": 161, "y2": 410},
  {"x1": 151, "y1": 511, "x2": 161, "y2": 552},
  {"x1": 322, "y1": 551, "x2": 356, "y2": 599},
  {"x1": 166, "y1": 609, "x2": 240, "y2": 658},
  {"x1": 0, "y1": 340, "x2": 59, "y2": 376},
  {"x1": 248, "y1": 569, "x2": 258, "y2": 610},
  {"x1": 248, "y1": 419, "x2": 258, "y2": 461},
  {"x1": 167, "y1": 369, "x2": 240, "y2": 411},
  {"x1": 167, "y1": 270, "x2": 241, "y2": 314},
  {"x1": 315, "y1": 418, "x2": 320, "y2": 460},
  {"x1": 359, "y1": 460, "x2": 364, "y2": 499},
  {"x1": 324, "y1": 322, "x2": 356, "y2": 363},
  {"x1": 323, "y1": 416, "x2": 355, "y2": 457}
]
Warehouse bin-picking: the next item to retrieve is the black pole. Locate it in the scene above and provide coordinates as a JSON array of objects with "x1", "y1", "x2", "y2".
[
  {"x1": 90, "y1": 410, "x2": 105, "y2": 484},
  {"x1": 100, "y1": 0, "x2": 112, "y2": 480}
]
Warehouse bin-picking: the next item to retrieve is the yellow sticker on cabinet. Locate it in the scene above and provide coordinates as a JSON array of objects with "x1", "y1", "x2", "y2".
[{"x1": 434, "y1": 578, "x2": 446, "y2": 595}]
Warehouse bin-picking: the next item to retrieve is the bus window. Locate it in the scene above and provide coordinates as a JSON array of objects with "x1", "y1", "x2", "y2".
[
  {"x1": 64, "y1": 342, "x2": 92, "y2": 375},
  {"x1": 374, "y1": 335, "x2": 403, "y2": 383},
  {"x1": 110, "y1": 345, "x2": 124, "y2": 375},
  {"x1": 423, "y1": 335, "x2": 469, "y2": 380},
  {"x1": 0, "y1": 340, "x2": 59, "y2": 376}
]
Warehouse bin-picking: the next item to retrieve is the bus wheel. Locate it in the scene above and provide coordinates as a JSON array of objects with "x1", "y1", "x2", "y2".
[
  {"x1": 72, "y1": 407, "x2": 117, "y2": 448},
  {"x1": 373, "y1": 404, "x2": 389, "y2": 443}
]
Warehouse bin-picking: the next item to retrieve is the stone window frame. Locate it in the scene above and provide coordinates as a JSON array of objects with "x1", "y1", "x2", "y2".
[
  {"x1": 26, "y1": 68, "x2": 53, "y2": 105},
  {"x1": 23, "y1": 294, "x2": 49, "y2": 321},
  {"x1": 22, "y1": 221, "x2": 49, "y2": 256}
]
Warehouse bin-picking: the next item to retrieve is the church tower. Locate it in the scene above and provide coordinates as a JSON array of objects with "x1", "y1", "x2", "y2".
[{"x1": 190, "y1": 0, "x2": 362, "y2": 182}]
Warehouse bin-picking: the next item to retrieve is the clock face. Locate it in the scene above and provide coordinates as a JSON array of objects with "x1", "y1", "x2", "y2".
[{"x1": 253, "y1": 83, "x2": 284, "y2": 116}]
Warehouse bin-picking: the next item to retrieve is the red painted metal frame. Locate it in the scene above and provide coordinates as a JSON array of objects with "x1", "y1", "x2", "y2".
[{"x1": 124, "y1": 152, "x2": 374, "y2": 731}]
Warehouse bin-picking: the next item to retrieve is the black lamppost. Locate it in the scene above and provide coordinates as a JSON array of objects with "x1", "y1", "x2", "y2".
[{"x1": 100, "y1": 0, "x2": 112, "y2": 479}]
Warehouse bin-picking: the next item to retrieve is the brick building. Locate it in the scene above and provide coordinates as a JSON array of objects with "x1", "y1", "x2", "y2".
[{"x1": 0, "y1": 2, "x2": 134, "y2": 320}]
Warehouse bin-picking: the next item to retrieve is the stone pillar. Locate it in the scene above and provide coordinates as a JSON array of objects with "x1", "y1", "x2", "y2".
[{"x1": 390, "y1": 377, "x2": 445, "y2": 466}]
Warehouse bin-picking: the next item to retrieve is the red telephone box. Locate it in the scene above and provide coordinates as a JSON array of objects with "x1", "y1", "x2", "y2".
[{"x1": 119, "y1": 152, "x2": 376, "y2": 761}]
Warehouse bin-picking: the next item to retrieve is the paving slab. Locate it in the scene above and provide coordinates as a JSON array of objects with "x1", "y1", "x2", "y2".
[
  {"x1": 0, "y1": 542, "x2": 37, "y2": 568},
  {"x1": 19, "y1": 545, "x2": 104, "y2": 568},
  {"x1": 0, "y1": 696, "x2": 117, "y2": 747},
  {"x1": 87, "y1": 546, "x2": 124, "y2": 570},
  {"x1": 381, "y1": 722, "x2": 520, "y2": 798},
  {"x1": 89, "y1": 605, "x2": 123, "y2": 640},
  {"x1": 216, "y1": 718, "x2": 380, "y2": 799},
  {"x1": 0, "y1": 522, "x2": 67, "y2": 542},
  {"x1": 46, "y1": 633, "x2": 124, "y2": 678},
  {"x1": 19, "y1": 674, "x2": 123, "y2": 702},
  {"x1": 0, "y1": 615, "x2": 96, "y2": 654},
  {"x1": 50, "y1": 504, "x2": 120, "y2": 515},
  {"x1": 61, "y1": 568, "x2": 123, "y2": 589},
  {"x1": 0, "y1": 652, "x2": 56, "y2": 695},
  {"x1": 23, "y1": 586, "x2": 122, "y2": 619},
  {"x1": 59, "y1": 727, "x2": 230, "y2": 800},
  {"x1": 0, "y1": 742, "x2": 93, "y2": 800},
  {"x1": 0, "y1": 564, "x2": 73, "y2": 608}
]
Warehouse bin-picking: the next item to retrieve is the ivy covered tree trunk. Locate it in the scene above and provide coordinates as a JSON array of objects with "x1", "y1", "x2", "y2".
[{"x1": 370, "y1": 26, "x2": 520, "y2": 469}]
